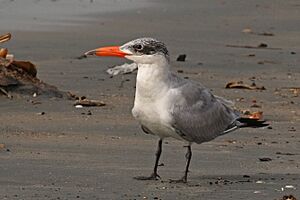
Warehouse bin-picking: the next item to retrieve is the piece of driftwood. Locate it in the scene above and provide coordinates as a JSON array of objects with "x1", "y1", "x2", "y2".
[
  {"x1": 226, "y1": 43, "x2": 281, "y2": 50},
  {"x1": 74, "y1": 97, "x2": 106, "y2": 107},
  {"x1": 0, "y1": 57, "x2": 73, "y2": 99},
  {"x1": 225, "y1": 81, "x2": 266, "y2": 90}
]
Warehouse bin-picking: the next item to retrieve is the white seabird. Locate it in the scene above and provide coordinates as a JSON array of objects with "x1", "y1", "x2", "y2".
[{"x1": 84, "y1": 37, "x2": 268, "y2": 183}]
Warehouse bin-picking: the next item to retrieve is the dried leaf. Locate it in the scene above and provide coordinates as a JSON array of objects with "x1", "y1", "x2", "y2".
[
  {"x1": 0, "y1": 48, "x2": 8, "y2": 58},
  {"x1": 0, "y1": 33, "x2": 11, "y2": 43},
  {"x1": 248, "y1": 111, "x2": 263, "y2": 120},
  {"x1": 12, "y1": 61, "x2": 37, "y2": 77}
]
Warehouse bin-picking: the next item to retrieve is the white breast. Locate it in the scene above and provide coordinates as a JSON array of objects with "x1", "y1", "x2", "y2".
[
  {"x1": 131, "y1": 63, "x2": 183, "y2": 140},
  {"x1": 132, "y1": 95, "x2": 181, "y2": 139}
]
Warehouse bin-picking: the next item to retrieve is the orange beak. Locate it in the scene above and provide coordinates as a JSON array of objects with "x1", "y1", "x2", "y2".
[{"x1": 84, "y1": 46, "x2": 130, "y2": 58}]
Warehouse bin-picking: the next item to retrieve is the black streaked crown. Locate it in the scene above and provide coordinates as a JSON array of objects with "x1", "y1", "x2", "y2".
[{"x1": 122, "y1": 38, "x2": 169, "y2": 57}]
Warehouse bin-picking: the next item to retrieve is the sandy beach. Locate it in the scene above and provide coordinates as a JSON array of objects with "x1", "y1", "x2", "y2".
[{"x1": 0, "y1": 0, "x2": 299, "y2": 199}]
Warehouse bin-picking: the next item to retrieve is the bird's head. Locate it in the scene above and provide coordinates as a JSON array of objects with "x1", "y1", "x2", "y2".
[{"x1": 84, "y1": 37, "x2": 169, "y2": 65}]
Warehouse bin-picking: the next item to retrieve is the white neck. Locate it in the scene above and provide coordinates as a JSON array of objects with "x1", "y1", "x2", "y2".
[{"x1": 135, "y1": 61, "x2": 171, "y2": 100}]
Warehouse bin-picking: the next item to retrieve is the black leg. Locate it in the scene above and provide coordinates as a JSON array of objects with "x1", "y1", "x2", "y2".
[
  {"x1": 170, "y1": 145, "x2": 192, "y2": 183},
  {"x1": 183, "y1": 145, "x2": 192, "y2": 182},
  {"x1": 134, "y1": 139, "x2": 163, "y2": 180}
]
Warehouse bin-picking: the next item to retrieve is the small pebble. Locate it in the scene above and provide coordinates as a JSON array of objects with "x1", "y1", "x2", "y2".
[{"x1": 256, "y1": 180, "x2": 264, "y2": 184}]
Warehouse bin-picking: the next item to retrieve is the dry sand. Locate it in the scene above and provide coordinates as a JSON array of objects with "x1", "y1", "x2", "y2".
[{"x1": 0, "y1": 0, "x2": 299, "y2": 199}]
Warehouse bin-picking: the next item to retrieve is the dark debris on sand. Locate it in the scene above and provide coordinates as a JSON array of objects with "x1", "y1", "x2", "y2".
[
  {"x1": 176, "y1": 54, "x2": 187, "y2": 62},
  {"x1": 0, "y1": 57, "x2": 74, "y2": 99},
  {"x1": 1, "y1": 32, "x2": 74, "y2": 99}
]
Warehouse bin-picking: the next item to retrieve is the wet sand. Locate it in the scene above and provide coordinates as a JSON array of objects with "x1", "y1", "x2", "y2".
[{"x1": 0, "y1": 0, "x2": 299, "y2": 199}]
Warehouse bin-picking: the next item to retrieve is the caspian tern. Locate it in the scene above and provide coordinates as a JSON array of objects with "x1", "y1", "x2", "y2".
[{"x1": 84, "y1": 37, "x2": 267, "y2": 183}]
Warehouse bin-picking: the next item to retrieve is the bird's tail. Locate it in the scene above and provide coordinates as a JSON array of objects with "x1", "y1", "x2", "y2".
[
  {"x1": 237, "y1": 117, "x2": 269, "y2": 128},
  {"x1": 223, "y1": 117, "x2": 269, "y2": 135}
]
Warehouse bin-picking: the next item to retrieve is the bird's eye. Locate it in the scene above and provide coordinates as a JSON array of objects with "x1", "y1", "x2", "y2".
[{"x1": 134, "y1": 44, "x2": 143, "y2": 51}]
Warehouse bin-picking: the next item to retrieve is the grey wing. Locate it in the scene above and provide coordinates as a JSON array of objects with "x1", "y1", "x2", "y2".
[{"x1": 170, "y1": 81, "x2": 239, "y2": 144}]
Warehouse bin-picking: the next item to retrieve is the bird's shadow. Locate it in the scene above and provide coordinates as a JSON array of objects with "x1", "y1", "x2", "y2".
[{"x1": 154, "y1": 173, "x2": 299, "y2": 188}]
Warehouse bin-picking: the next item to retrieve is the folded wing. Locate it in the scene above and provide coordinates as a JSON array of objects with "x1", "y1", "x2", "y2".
[{"x1": 170, "y1": 81, "x2": 239, "y2": 144}]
